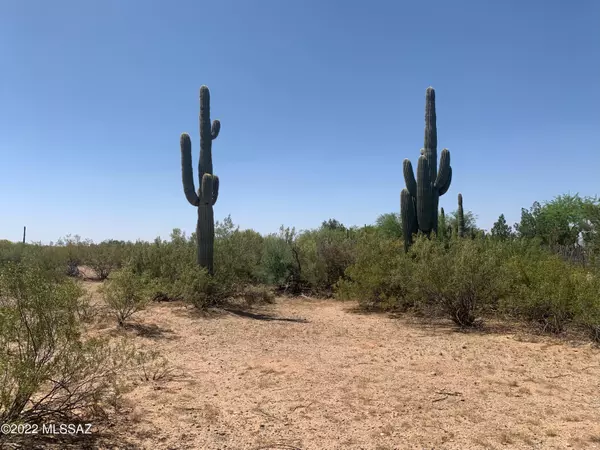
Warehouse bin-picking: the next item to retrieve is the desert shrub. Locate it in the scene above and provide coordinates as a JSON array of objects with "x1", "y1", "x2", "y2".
[
  {"x1": 500, "y1": 252, "x2": 580, "y2": 333},
  {"x1": 0, "y1": 240, "x2": 23, "y2": 264},
  {"x1": 374, "y1": 213, "x2": 403, "y2": 239},
  {"x1": 239, "y1": 284, "x2": 275, "y2": 306},
  {"x1": 127, "y1": 231, "x2": 194, "y2": 282},
  {"x1": 172, "y1": 264, "x2": 216, "y2": 308},
  {"x1": 133, "y1": 349, "x2": 173, "y2": 382},
  {"x1": 5, "y1": 244, "x2": 70, "y2": 282},
  {"x1": 572, "y1": 271, "x2": 600, "y2": 342},
  {"x1": 123, "y1": 227, "x2": 239, "y2": 306},
  {"x1": 214, "y1": 216, "x2": 264, "y2": 291},
  {"x1": 335, "y1": 229, "x2": 413, "y2": 310},
  {"x1": 260, "y1": 226, "x2": 304, "y2": 293},
  {"x1": 101, "y1": 266, "x2": 151, "y2": 326},
  {"x1": 0, "y1": 262, "x2": 130, "y2": 424},
  {"x1": 86, "y1": 240, "x2": 128, "y2": 280},
  {"x1": 54, "y1": 235, "x2": 92, "y2": 277},
  {"x1": 125, "y1": 230, "x2": 197, "y2": 300},
  {"x1": 409, "y1": 235, "x2": 508, "y2": 327},
  {"x1": 297, "y1": 226, "x2": 357, "y2": 295}
]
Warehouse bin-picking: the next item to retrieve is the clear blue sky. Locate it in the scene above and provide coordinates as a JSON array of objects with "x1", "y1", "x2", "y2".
[{"x1": 1, "y1": 0, "x2": 599, "y2": 243}]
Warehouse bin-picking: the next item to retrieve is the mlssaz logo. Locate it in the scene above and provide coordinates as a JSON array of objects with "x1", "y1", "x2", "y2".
[{"x1": 42, "y1": 423, "x2": 93, "y2": 435}]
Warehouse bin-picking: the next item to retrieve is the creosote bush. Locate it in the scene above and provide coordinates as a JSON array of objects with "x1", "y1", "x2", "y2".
[
  {"x1": 409, "y1": 235, "x2": 507, "y2": 327},
  {"x1": 0, "y1": 262, "x2": 132, "y2": 424},
  {"x1": 239, "y1": 284, "x2": 275, "y2": 306},
  {"x1": 101, "y1": 266, "x2": 151, "y2": 326},
  {"x1": 335, "y1": 229, "x2": 413, "y2": 311}
]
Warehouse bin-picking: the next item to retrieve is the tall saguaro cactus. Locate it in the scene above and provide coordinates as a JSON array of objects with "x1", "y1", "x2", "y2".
[
  {"x1": 457, "y1": 193, "x2": 465, "y2": 238},
  {"x1": 401, "y1": 87, "x2": 453, "y2": 251},
  {"x1": 180, "y1": 85, "x2": 221, "y2": 274}
]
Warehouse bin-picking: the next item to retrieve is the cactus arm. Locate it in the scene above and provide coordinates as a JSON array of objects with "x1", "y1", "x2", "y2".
[
  {"x1": 438, "y1": 167, "x2": 452, "y2": 196},
  {"x1": 403, "y1": 159, "x2": 417, "y2": 198},
  {"x1": 211, "y1": 120, "x2": 220, "y2": 140},
  {"x1": 180, "y1": 133, "x2": 200, "y2": 207},
  {"x1": 401, "y1": 189, "x2": 418, "y2": 252},
  {"x1": 423, "y1": 87, "x2": 437, "y2": 182},
  {"x1": 199, "y1": 86, "x2": 214, "y2": 178},
  {"x1": 435, "y1": 148, "x2": 451, "y2": 190},
  {"x1": 416, "y1": 155, "x2": 433, "y2": 233},
  {"x1": 211, "y1": 175, "x2": 219, "y2": 205},
  {"x1": 200, "y1": 174, "x2": 214, "y2": 204}
]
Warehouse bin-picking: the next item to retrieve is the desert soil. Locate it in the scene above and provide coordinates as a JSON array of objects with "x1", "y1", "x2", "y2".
[{"x1": 12, "y1": 281, "x2": 600, "y2": 450}]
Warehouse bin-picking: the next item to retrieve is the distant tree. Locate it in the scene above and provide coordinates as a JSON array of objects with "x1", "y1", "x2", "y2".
[
  {"x1": 490, "y1": 214, "x2": 514, "y2": 241},
  {"x1": 375, "y1": 213, "x2": 402, "y2": 239},
  {"x1": 446, "y1": 210, "x2": 480, "y2": 238},
  {"x1": 321, "y1": 219, "x2": 346, "y2": 231},
  {"x1": 515, "y1": 195, "x2": 597, "y2": 247}
]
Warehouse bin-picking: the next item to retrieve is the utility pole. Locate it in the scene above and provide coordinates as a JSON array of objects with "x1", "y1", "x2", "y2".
[{"x1": 22, "y1": 226, "x2": 26, "y2": 244}]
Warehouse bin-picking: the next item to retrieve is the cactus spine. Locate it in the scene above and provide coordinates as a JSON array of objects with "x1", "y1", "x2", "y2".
[
  {"x1": 180, "y1": 86, "x2": 221, "y2": 275},
  {"x1": 401, "y1": 87, "x2": 452, "y2": 251},
  {"x1": 457, "y1": 193, "x2": 465, "y2": 238}
]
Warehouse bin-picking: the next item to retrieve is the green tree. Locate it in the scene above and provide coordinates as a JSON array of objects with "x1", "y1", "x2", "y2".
[
  {"x1": 375, "y1": 213, "x2": 403, "y2": 239},
  {"x1": 446, "y1": 209, "x2": 480, "y2": 238},
  {"x1": 491, "y1": 214, "x2": 513, "y2": 241},
  {"x1": 321, "y1": 219, "x2": 346, "y2": 231},
  {"x1": 515, "y1": 195, "x2": 597, "y2": 247}
]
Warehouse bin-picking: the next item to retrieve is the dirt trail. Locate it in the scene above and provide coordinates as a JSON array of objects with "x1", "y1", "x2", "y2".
[{"x1": 80, "y1": 286, "x2": 600, "y2": 449}]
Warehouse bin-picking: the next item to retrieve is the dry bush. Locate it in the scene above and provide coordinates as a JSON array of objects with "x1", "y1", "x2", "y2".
[
  {"x1": 239, "y1": 285, "x2": 275, "y2": 306},
  {"x1": 0, "y1": 263, "x2": 134, "y2": 425},
  {"x1": 101, "y1": 266, "x2": 152, "y2": 326}
]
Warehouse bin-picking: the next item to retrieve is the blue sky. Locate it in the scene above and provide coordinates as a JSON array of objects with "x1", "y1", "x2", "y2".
[{"x1": 1, "y1": 0, "x2": 599, "y2": 243}]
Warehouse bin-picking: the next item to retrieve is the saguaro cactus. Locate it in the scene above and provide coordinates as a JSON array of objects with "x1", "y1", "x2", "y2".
[
  {"x1": 457, "y1": 193, "x2": 465, "y2": 238},
  {"x1": 401, "y1": 87, "x2": 453, "y2": 251},
  {"x1": 438, "y1": 208, "x2": 447, "y2": 242},
  {"x1": 180, "y1": 86, "x2": 221, "y2": 274}
]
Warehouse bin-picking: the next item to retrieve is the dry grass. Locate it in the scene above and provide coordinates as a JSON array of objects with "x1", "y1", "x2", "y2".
[{"x1": 11, "y1": 281, "x2": 600, "y2": 449}]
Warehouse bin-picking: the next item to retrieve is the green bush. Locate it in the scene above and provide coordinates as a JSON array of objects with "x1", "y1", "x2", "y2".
[
  {"x1": 101, "y1": 266, "x2": 152, "y2": 326},
  {"x1": 259, "y1": 227, "x2": 302, "y2": 291},
  {"x1": 0, "y1": 240, "x2": 22, "y2": 264},
  {"x1": 409, "y1": 236, "x2": 507, "y2": 327},
  {"x1": 572, "y1": 271, "x2": 600, "y2": 342},
  {"x1": 500, "y1": 252, "x2": 580, "y2": 333},
  {"x1": 214, "y1": 216, "x2": 264, "y2": 291},
  {"x1": 0, "y1": 262, "x2": 129, "y2": 423},
  {"x1": 297, "y1": 226, "x2": 357, "y2": 295},
  {"x1": 86, "y1": 240, "x2": 128, "y2": 280},
  {"x1": 335, "y1": 229, "x2": 413, "y2": 311},
  {"x1": 172, "y1": 264, "x2": 215, "y2": 308},
  {"x1": 54, "y1": 235, "x2": 92, "y2": 277}
]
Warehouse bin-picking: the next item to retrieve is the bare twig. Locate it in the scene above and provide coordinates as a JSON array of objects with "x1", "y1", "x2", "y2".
[
  {"x1": 435, "y1": 390, "x2": 462, "y2": 396},
  {"x1": 253, "y1": 407, "x2": 284, "y2": 422},
  {"x1": 433, "y1": 390, "x2": 462, "y2": 402},
  {"x1": 291, "y1": 401, "x2": 314, "y2": 412},
  {"x1": 253, "y1": 444, "x2": 302, "y2": 450}
]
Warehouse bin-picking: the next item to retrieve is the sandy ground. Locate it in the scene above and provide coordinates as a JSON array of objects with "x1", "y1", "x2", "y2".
[{"x1": 8, "y1": 281, "x2": 600, "y2": 450}]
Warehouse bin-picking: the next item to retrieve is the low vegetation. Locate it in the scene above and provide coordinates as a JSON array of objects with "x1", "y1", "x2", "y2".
[{"x1": 1, "y1": 192, "x2": 600, "y2": 447}]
